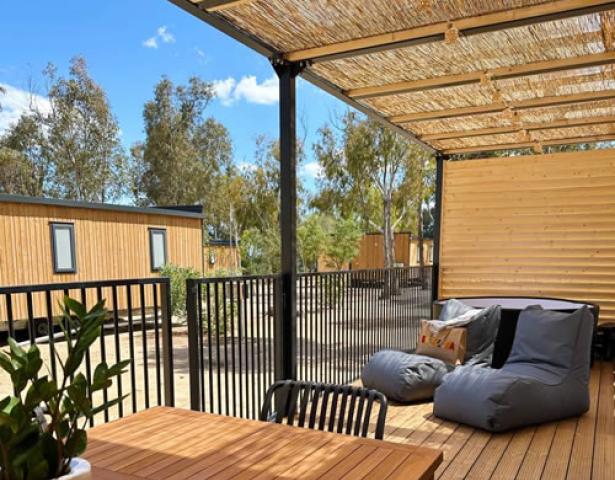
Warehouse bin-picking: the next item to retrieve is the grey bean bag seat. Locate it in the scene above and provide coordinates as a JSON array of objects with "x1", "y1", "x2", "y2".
[
  {"x1": 361, "y1": 301, "x2": 500, "y2": 402},
  {"x1": 433, "y1": 305, "x2": 594, "y2": 432},
  {"x1": 362, "y1": 351, "x2": 453, "y2": 403}
]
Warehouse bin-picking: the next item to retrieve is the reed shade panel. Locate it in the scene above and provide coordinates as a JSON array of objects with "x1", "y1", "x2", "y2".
[
  {"x1": 438, "y1": 149, "x2": 615, "y2": 324},
  {"x1": 184, "y1": 0, "x2": 615, "y2": 153}
]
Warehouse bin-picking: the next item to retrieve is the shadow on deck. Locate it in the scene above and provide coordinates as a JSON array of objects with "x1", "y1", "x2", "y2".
[{"x1": 381, "y1": 362, "x2": 614, "y2": 480}]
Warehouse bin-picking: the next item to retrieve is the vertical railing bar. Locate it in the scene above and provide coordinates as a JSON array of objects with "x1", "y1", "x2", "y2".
[
  {"x1": 111, "y1": 286, "x2": 123, "y2": 418},
  {"x1": 152, "y1": 284, "x2": 162, "y2": 406},
  {"x1": 186, "y1": 279, "x2": 201, "y2": 411},
  {"x1": 80, "y1": 288, "x2": 95, "y2": 427},
  {"x1": 249, "y1": 278, "x2": 256, "y2": 419},
  {"x1": 139, "y1": 284, "x2": 150, "y2": 410},
  {"x1": 97, "y1": 286, "x2": 109, "y2": 423},
  {"x1": 126, "y1": 285, "x2": 138, "y2": 414},
  {"x1": 237, "y1": 279, "x2": 244, "y2": 418},
  {"x1": 206, "y1": 283, "x2": 214, "y2": 414},
  {"x1": 222, "y1": 279, "x2": 230, "y2": 416},
  {"x1": 229, "y1": 280, "x2": 237, "y2": 418},
  {"x1": 214, "y1": 281, "x2": 222, "y2": 415},
  {"x1": 44, "y1": 290, "x2": 57, "y2": 382},
  {"x1": 244, "y1": 279, "x2": 250, "y2": 418},
  {"x1": 160, "y1": 277, "x2": 174, "y2": 408},
  {"x1": 197, "y1": 282, "x2": 205, "y2": 411},
  {"x1": 26, "y1": 292, "x2": 35, "y2": 345},
  {"x1": 5, "y1": 294, "x2": 15, "y2": 339}
]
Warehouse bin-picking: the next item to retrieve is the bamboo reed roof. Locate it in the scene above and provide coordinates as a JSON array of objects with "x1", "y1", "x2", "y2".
[{"x1": 174, "y1": 0, "x2": 615, "y2": 155}]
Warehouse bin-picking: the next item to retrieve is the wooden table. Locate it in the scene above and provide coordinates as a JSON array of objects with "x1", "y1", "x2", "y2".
[{"x1": 84, "y1": 406, "x2": 442, "y2": 479}]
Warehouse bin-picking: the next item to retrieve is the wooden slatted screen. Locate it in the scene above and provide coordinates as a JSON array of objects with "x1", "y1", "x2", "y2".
[{"x1": 439, "y1": 149, "x2": 615, "y2": 324}]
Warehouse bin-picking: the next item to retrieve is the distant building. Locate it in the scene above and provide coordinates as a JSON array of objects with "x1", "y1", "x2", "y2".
[
  {"x1": 204, "y1": 239, "x2": 241, "y2": 274},
  {"x1": 0, "y1": 195, "x2": 204, "y2": 328}
]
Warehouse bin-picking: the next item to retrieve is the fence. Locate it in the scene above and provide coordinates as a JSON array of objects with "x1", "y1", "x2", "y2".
[
  {"x1": 187, "y1": 267, "x2": 433, "y2": 419},
  {"x1": 0, "y1": 278, "x2": 174, "y2": 426}
]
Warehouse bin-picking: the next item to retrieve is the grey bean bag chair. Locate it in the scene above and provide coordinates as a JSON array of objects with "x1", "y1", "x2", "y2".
[
  {"x1": 433, "y1": 305, "x2": 594, "y2": 432},
  {"x1": 361, "y1": 301, "x2": 500, "y2": 402},
  {"x1": 362, "y1": 351, "x2": 453, "y2": 403}
]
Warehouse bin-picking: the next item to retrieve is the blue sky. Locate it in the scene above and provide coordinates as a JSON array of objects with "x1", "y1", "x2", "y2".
[{"x1": 0, "y1": 0, "x2": 348, "y2": 193}]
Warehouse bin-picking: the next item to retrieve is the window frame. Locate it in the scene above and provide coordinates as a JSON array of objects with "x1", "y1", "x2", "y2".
[
  {"x1": 50, "y1": 222, "x2": 77, "y2": 274},
  {"x1": 149, "y1": 228, "x2": 168, "y2": 272}
]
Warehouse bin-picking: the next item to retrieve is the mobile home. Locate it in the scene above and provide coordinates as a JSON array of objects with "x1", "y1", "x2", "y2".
[{"x1": 0, "y1": 195, "x2": 204, "y2": 331}]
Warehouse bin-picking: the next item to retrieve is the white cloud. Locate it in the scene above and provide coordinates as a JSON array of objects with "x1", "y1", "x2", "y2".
[
  {"x1": 194, "y1": 47, "x2": 205, "y2": 58},
  {"x1": 212, "y1": 74, "x2": 279, "y2": 106},
  {"x1": 157, "y1": 26, "x2": 175, "y2": 44},
  {"x1": 237, "y1": 161, "x2": 257, "y2": 173},
  {"x1": 143, "y1": 37, "x2": 158, "y2": 49},
  {"x1": 0, "y1": 83, "x2": 51, "y2": 134},
  {"x1": 143, "y1": 25, "x2": 175, "y2": 49},
  {"x1": 301, "y1": 161, "x2": 324, "y2": 179},
  {"x1": 212, "y1": 78, "x2": 237, "y2": 106}
]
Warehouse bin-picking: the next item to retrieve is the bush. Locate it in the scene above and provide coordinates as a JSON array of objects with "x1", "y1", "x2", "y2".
[{"x1": 159, "y1": 263, "x2": 201, "y2": 319}]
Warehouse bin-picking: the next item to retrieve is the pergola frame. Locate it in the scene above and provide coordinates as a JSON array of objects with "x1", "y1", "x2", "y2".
[{"x1": 169, "y1": 0, "x2": 615, "y2": 382}]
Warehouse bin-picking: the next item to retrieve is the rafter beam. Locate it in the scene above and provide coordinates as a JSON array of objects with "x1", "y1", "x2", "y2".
[
  {"x1": 422, "y1": 114, "x2": 615, "y2": 140},
  {"x1": 347, "y1": 51, "x2": 615, "y2": 99},
  {"x1": 194, "y1": 0, "x2": 254, "y2": 12},
  {"x1": 443, "y1": 133, "x2": 615, "y2": 154},
  {"x1": 284, "y1": 0, "x2": 615, "y2": 62},
  {"x1": 390, "y1": 89, "x2": 615, "y2": 123}
]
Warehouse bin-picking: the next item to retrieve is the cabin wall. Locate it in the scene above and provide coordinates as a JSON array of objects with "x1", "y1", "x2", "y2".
[
  {"x1": 203, "y1": 244, "x2": 241, "y2": 274},
  {"x1": 439, "y1": 149, "x2": 615, "y2": 324},
  {"x1": 0, "y1": 202, "x2": 203, "y2": 320}
]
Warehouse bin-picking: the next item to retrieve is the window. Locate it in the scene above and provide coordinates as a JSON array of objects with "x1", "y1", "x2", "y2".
[
  {"x1": 149, "y1": 228, "x2": 167, "y2": 272},
  {"x1": 50, "y1": 223, "x2": 77, "y2": 273},
  {"x1": 428, "y1": 245, "x2": 434, "y2": 264}
]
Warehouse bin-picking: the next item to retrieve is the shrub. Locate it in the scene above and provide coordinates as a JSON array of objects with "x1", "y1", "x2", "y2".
[{"x1": 159, "y1": 263, "x2": 201, "y2": 319}]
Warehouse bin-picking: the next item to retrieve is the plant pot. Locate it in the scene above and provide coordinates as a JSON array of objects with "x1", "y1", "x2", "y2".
[{"x1": 55, "y1": 458, "x2": 91, "y2": 480}]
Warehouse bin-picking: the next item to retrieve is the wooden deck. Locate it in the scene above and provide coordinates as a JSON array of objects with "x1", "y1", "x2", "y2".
[{"x1": 381, "y1": 362, "x2": 614, "y2": 480}]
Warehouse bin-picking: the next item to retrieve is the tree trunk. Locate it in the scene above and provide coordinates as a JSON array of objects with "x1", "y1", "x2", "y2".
[
  {"x1": 382, "y1": 194, "x2": 398, "y2": 298},
  {"x1": 417, "y1": 200, "x2": 427, "y2": 290}
]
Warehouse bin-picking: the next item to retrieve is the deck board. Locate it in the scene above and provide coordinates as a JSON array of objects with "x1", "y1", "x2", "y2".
[{"x1": 381, "y1": 362, "x2": 614, "y2": 480}]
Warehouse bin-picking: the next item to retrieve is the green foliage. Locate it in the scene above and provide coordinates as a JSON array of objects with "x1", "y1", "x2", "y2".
[
  {"x1": 129, "y1": 77, "x2": 232, "y2": 214},
  {"x1": 240, "y1": 226, "x2": 280, "y2": 275},
  {"x1": 325, "y1": 217, "x2": 362, "y2": 270},
  {"x1": 298, "y1": 213, "x2": 329, "y2": 272},
  {"x1": 158, "y1": 264, "x2": 201, "y2": 318},
  {"x1": 0, "y1": 297, "x2": 129, "y2": 479},
  {"x1": 0, "y1": 57, "x2": 127, "y2": 202},
  {"x1": 312, "y1": 111, "x2": 435, "y2": 271}
]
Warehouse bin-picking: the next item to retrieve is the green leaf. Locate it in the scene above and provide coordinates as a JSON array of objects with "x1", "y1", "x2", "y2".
[
  {"x1": 0, "y1": 351, "x2": 15, "y2": 374},
  {"x1": 63, "y1": 296, "x2": 87, "y2": 319},
  {"x1": 64, "y1": 428, "x2": 87, "y2": 458}
]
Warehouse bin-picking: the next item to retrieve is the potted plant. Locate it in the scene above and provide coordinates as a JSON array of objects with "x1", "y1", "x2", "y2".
[{"x1": 0, "y1": 297, "x2": 129, "y2": 479}]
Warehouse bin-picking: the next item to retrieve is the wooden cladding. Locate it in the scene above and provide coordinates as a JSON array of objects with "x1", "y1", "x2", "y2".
[
  {"x1": 439, "y1": 149, "x2": 615, "y2": 324},
  {"x1": 350, "y1": 233, "x2": 433, "y2": 270},
  {"x1": 0, "y1": 201, "x2": 203, "y2": 321}
]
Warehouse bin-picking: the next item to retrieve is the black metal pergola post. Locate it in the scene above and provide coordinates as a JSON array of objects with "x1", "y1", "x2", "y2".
[
  {"x1": 273, "y1": 61, "x2": 304, "y2": 383},
  {"x1": 431, "y1": 152, "x2": 446, "y2": 303}
]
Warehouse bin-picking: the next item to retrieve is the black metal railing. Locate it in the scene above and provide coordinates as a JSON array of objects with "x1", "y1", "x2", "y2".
[
  {"x1": 187, "y1": 267, "x2": 432, "y2": 419},
  {"x1": 0, "y1": 278, "x2": 174, "y2": 426}
]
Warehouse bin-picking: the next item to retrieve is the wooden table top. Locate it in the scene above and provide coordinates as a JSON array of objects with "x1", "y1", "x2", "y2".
[{"x1": 84, "y1": 406, "x2": 442, "y2": 480}]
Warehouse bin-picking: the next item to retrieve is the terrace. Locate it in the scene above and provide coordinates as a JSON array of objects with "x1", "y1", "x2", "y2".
[{"x1": 2, "y1": 0, "x2": 615, "y2": 479}]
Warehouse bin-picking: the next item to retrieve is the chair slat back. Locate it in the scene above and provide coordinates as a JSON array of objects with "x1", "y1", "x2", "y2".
[{"x1": 260, "y1": 381, "x2": 388, "y2": 440}]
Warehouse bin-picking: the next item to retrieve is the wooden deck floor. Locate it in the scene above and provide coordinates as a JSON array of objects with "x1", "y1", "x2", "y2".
[{"x1": 381, "y1": 362, "x2": 614, "y2": 480}]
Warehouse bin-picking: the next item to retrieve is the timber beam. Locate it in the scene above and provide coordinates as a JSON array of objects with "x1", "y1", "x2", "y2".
[
  {"x1": 390, "y1": 89, "x2": 615, "y2": 123},
  {"x1": 443, "y1": 133, "x2": 615, "y2": 154},
  {"x1": 347, "y1": 52, "x2": 615, "y2": 99},
  {"x1": 284, "y1": 0, "x2": 615, "y2": 63}
]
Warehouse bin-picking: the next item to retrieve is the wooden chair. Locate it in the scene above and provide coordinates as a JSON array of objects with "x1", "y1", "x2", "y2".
[{"x1": 260, "y1": 380, "x2": 388, "y2": 440}]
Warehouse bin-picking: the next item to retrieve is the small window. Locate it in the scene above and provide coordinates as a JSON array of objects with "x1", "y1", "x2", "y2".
[
  {"x1": 149, "y1": 228, "x2": 167, "y2": 272},
  {"x1": 50, "y1": 223, "x2": 77, "y2": 273}
]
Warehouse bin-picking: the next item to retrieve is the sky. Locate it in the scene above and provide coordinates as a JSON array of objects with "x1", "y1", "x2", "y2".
[{"x1": 0, "y1": 0, "x2": 347, "y2": 194}]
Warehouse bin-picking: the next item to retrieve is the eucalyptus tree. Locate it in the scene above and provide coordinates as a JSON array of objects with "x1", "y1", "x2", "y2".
[{"x1": 313, "y1": 112, "x2": 434, "y2": 293}]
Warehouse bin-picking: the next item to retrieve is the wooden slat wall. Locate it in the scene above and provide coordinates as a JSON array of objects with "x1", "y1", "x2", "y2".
[
  {"x1": 0, "y1": 202, "x2": 203, "y2": 320},
  {"x1": 203, "y1": 244, "x2": 241, "y2": 274},
  {"x1": 439, "y1": 149, "x2": 615, "y2": 324},
  {"x1": 352, "y1": 233, "x2": 411, "y2": 269}
]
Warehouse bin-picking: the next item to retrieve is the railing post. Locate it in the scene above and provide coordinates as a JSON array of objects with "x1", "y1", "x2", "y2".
[
  {"x1": 273, "y1": 59, "x2": 305, "y2": 385},
  {"x1": 160, "y1": 279, "x2": 175, "y2": 407},
  {"x1": 186, "y1": 279, "x2": 201, "y2": 411},
  {"x1": 432, "y1": 153, "x2": 446, "y2": 303}
]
